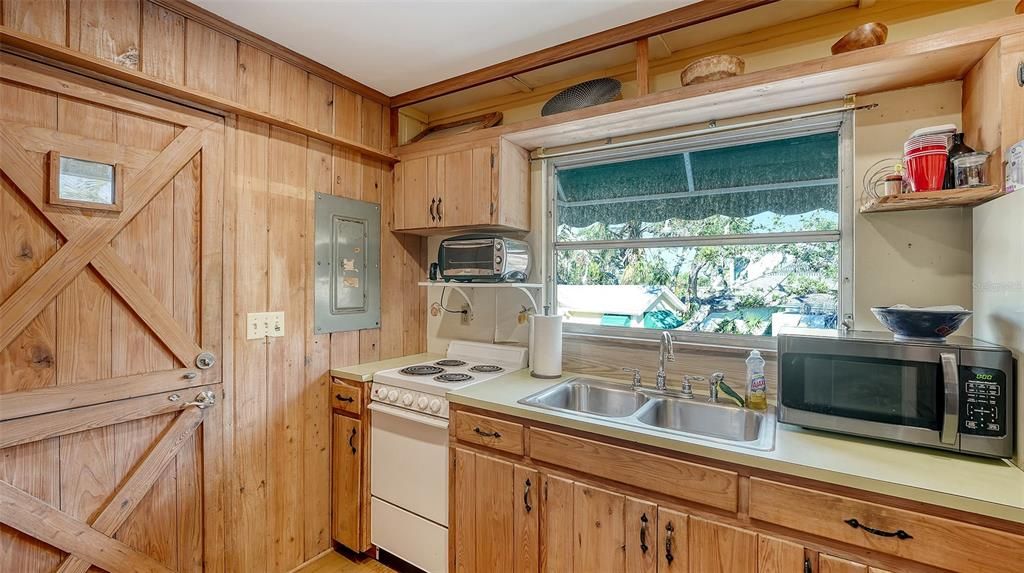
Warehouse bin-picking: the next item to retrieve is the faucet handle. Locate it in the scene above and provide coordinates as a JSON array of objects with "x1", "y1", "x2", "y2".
[
  {"x1": 681, "y1": 375, "x2": 703, "y2": 399},
  {"x1": 622, "y1": 367, "x2": 642, "y2": 389}
]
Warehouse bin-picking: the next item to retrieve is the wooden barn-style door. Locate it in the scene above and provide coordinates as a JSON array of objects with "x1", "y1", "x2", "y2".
[{"x1": 0, "y1": 53, "x2": 226, "y2": 573}]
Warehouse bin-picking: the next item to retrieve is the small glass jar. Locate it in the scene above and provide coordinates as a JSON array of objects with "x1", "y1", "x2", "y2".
[{"x1": 952, "y1": 151, "x2": 991, "y2": 188}]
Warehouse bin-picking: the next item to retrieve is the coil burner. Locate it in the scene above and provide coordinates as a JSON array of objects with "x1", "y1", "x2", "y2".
[
  {"x1": 434, "y1": 373, "x2": 474, "y2": 383},
  {"x1": 400, "y1": 365, "x2": 445, "y2": 376},
  {"x1": 469, "y1": 365, "x2": 504, "y2": 373}
]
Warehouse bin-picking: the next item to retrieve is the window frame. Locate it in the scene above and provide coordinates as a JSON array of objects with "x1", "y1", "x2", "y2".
[{"x1": 543, "y1": 112, "x2": 855, "y2": 351}]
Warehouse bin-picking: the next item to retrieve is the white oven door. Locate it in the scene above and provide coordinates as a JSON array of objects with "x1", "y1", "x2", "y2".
[{"x1": 369, "y1": 401, "x2": 449, "y2": 526}]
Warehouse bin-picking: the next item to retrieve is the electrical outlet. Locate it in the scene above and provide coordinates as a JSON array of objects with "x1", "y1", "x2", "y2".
[
  {"x1": 246, "y1": 312, "x2": 285, "y2": 339},
  {"x1": 460, "y1": 304, "x2": 471, "y2": 326}
]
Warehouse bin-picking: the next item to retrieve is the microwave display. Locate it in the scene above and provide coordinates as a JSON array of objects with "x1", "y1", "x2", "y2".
[{"x1": 780, "y1": 354, "x2": 941, "y2": 429}]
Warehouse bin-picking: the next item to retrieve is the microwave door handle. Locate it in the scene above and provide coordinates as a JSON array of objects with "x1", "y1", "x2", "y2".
[{"x1": 939, "y1": 352, "x2": 959, "y2": 445}]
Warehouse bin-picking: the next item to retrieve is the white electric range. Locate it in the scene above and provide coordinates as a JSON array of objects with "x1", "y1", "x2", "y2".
[{"x1": 368, "y1": 340, "x2": 527, "y2": 573}]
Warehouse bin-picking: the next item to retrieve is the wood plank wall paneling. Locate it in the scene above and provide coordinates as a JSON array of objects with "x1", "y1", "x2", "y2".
[{"x1": 1, "y1": 1, "x2": 424, "y2": 572}]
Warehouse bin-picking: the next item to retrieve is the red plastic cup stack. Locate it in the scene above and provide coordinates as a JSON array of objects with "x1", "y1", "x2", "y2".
[{"x1": 903, "y1": 133, "x2": 950, "y2": 192}]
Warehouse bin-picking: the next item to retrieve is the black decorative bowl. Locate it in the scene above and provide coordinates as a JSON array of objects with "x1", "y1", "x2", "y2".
[
  {"x1": 541, "y1": 78, "x2": 621, "y2": 116},
  {"x1": 870, "y1": 306, "x2": 973, "y2": 342}
]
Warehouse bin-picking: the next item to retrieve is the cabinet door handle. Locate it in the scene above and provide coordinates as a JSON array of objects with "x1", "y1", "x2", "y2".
[
  {"x1": 664, "y1": 521, "x2": 675, "y2": 563},
  {"x1": 523, "y1": 478, "x2": 532, "y2": 513},
  {"x1": 436, "y1": 198, "x2": 443, "y2": 220},
  {"x1": 844, "y1": 518, "x2": 912, "y2": 540},
  {"x1": 335, "y1": 394, "x2": 354, "y2": 403},
  {"x1": 472, "y1": 426, "x2": 501, "y2": 438},
  {"x1": 429, "y1": 198, "x2": 437, "y2": 222},
  {"x1": 639, "y1": 512, "x2": 649, "y2": 553},
  {"x1": 348, "y1": 428, "x2": 357, "y2": 454}
]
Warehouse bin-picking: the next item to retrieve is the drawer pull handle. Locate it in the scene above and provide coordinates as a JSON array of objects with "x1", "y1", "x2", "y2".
[
  {"x1": 523, "y1": 478, "x2": 532, "y2": 513},
  {"x1": 664, "y1": 521, "x2": 675, "y2": 563},
  {"x1": 639, "y1": 512, "x2": 649, "y2": 553},
  {"x1": 473, "y1": 427, "x2": 501, "y2": 438},
  {"x1": 348, "y1": 428, "x2": 357, "y2": 454},
  {"x1": 335, "y1": 394, "x2": 354, "y2": 403},
  {"x1": 844, "y1": 518, "x2": 912, "y2": 540}
]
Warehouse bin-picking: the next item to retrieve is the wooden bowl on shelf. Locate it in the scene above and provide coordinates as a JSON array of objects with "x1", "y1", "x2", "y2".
[
  {"x1": 1016, "y1": 0, "x2": 1023, "y2": 15},
  {"x1": 831, "y1": 22, "x2": 889, "y2": 55},
  {"x1": 679, "y1": 55, "x2": 745, "y2": 86}
]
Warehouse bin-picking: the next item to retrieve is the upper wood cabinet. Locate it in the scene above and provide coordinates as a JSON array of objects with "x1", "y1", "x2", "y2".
[{"x1": 393, "y1": 138, "x2": 530, "y2": 234}]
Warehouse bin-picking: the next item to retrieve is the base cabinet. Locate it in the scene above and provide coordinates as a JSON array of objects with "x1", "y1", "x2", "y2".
[
  {"x1": 449, "y1": 407, "x2": 1024, "y2": 573},
  {"x1": 330, "y1": 377, "x2": 371, "y2": 553},
  {"x1": 452, "y1": 448, "x2": 538, "y2": 573}
]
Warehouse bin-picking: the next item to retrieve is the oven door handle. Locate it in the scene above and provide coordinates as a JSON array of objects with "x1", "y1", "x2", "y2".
[
  {"x1": 939, "y1": 352, "x2": 959, "y2": 445},
  {"x1": 368, "y1": 401, "x2": 449, "y2": 429}
]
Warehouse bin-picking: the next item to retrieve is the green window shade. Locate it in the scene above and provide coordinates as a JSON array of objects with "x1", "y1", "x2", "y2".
[{"x1": 556, "y1": 132, "x2": 839, "y2": 229}]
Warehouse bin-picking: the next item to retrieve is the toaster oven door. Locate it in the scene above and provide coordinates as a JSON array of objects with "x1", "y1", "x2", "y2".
[{"x1": 440, "y1": 240, "x2": 496, "y2": 278}]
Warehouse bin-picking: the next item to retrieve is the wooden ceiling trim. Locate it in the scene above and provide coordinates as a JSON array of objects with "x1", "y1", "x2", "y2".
[
  {"x1": 0, "y1": 28, "x2": 399, "y2": 162},
  {"x1": 389, "y1": 0, "x2": 780, "y2": 108},
  {"x1": 152, "y1": 0, "x2": 389, "y2": 104}
]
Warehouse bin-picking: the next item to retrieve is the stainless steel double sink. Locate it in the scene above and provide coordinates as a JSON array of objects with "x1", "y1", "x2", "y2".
[{"x1": 518, "y1": 377, "x2": 775, "y2": 450}]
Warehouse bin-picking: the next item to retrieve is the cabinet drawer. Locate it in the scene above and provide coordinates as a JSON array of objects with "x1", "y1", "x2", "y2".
[
  {"x1": 529, "y1": 428, "x2": 737, "y2": 512},
  {"x1": 749, "y1": 478, "x2": 1024, "y2": 572},
  {"x1": 453, "y1": 411, "x2": 524, "y2": 455},
  {"x1": 331, "y1": 379, "x2": 363, "y2": 415}
]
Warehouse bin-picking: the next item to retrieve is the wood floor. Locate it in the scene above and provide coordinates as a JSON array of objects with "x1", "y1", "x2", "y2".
[{"x1": 294, "y1": 551, "x2": 398, "y2": 573}]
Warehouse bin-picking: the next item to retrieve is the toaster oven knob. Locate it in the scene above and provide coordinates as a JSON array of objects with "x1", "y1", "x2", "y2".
[
  {"x1": 416, "y1": 397, "x2": 429, "y2": 409},
  {"x1": 429, "y1": 399, "x2": 442, "y2": 413},
  {"x1": 495, "y1": 242, "x2": 502, "y2": 251},
  {"x1": 387, "y1": 389, "x2": 399, "y2": 402},
  {"x1": 401, "y1": 393, "x2": 414, "y2": 406}
]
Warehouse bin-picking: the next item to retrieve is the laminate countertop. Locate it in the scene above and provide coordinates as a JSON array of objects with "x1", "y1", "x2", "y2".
[
  {"x1": 448, "y1": 369, "x2": 1024, "y2": 524},
  {"x1": 330, "y1": 353, "x2": 441, "y2": 382}
]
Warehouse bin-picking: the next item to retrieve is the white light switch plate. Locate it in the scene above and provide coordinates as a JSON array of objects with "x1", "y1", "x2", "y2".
[{"x1": 246, "y1": 312, "x2": 285, "y2": 339}]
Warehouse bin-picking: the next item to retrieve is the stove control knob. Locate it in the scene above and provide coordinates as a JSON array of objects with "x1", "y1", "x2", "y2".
[
  {"x1": 416, "y1": 397, "x2": 429, "y2": 410},
  {"x1": 401, "y1": 393, "x2": 414, "y2": 406},
  {"x1": 429, "y1": 399, "x2": 442, "y2": 413},
  {"x1": 387, "y1": 389, "x2": 399, "y2": 402},
  {"x1": 374, "y1": 387, "x2": 388, "y2": 400}
]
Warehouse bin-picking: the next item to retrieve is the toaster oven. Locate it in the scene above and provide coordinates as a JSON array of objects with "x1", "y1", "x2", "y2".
[{"x1": 436, "y1": 234, "x2": 530, "y2": 283}]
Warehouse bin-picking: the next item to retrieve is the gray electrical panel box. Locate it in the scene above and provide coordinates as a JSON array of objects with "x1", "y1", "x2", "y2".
[{"x1": 314, "y1": 192, "x2": 381, "y2": 333}]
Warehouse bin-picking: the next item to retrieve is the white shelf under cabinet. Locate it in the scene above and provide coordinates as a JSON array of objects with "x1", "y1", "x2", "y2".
[
  {"x1": 418, "y1": 281, "x2": 544, "y2": 315},
  {"x1": 418, "y1": 281, "x2": 543, "y2": 289}
]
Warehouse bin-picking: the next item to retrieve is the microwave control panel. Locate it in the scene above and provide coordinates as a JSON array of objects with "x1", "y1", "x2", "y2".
[{"x1": 959, "y1": 367, "x2": 1006, "y2": 437}]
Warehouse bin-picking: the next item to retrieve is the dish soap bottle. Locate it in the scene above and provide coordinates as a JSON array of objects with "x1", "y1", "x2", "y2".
[{"x1": 745, "y1": 350, "x2": 767, "y2": 411}]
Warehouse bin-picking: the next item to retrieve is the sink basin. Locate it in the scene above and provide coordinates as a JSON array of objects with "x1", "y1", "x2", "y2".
[
  {"x1": 518, "y1": 377, "x2": 776, "y2": 451},
  {"x1": 518, "y1": 377, "x2": 649, "y2": 418},
  {"x1": 636, "y1": 398, "x2": 763, "y2": 442}
]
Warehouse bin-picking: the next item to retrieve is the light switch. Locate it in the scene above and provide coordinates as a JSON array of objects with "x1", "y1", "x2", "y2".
[
  {"x1": 246, "y1": 312, "x2": 286, "y2": 339},
  {"x1": 267, "y1": 311, "x2": 285, "y2": 337}
]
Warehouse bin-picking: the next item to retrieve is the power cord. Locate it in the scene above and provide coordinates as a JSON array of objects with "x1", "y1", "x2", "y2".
[{"x1": 439, "y1": 287, "x2": 468, "y2": 316}]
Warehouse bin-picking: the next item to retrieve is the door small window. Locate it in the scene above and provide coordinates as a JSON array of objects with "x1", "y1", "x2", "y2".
[{"x1": 49, "y1": 151, "x2": 123, "y2": 212}]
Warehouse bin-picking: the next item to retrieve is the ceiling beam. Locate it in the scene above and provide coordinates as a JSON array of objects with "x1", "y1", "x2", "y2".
[{"x1": 389, "y1": 0, "x2": 778, "y2": 109}]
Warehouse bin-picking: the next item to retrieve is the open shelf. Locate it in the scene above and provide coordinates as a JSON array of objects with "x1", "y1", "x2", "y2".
[
  {"x1": 860, "y1": 186, "x2": 1006, "y2": 213},
  {"x1": 395, "y1": 16, "x2": 1024, "y2": 155},
  {"x1": 419, "y1": 281, "x2": 544, "y2": 316},
  {"x1": 418, "y1": 281, "x2": 543, "y2": 289}
]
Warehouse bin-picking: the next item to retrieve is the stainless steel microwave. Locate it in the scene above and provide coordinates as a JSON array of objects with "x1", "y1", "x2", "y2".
[
  {"x1": 436, "y1": 234, "x2": 530, "y2": 283},
  {"x1": 778, "y1": 330, "x2": 1014, "y2": 458}
]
